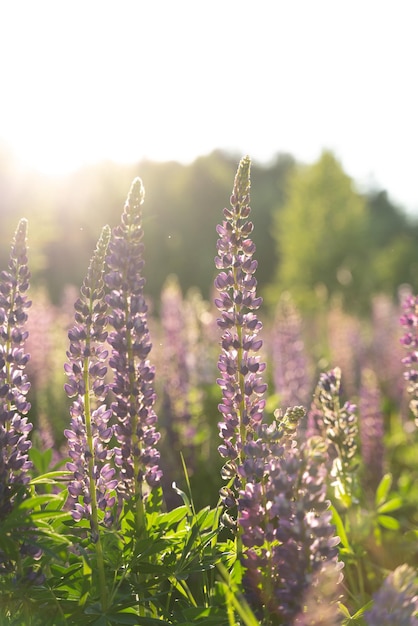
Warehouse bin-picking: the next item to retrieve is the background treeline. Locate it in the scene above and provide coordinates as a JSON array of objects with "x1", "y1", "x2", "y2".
[{"x1": 1, "y1": 144, "x2": 417, "y2": 315}]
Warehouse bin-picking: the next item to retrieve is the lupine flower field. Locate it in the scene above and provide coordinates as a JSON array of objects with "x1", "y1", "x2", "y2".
[{"x1": 0, "y1": 157, "x2": 417, "y2": 625}]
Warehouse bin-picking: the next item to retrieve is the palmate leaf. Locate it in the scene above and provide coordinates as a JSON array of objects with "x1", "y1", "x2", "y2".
[{"x1": 151, "y1": 505, "x2": 189, "y2": 531}]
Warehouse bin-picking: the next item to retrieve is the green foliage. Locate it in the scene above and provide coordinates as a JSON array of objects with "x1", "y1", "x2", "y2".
[
  {"x1": 267, "y1": 151, "x2": 418, "y2": 315},
  {"x1": 269, "y1": 151, "x2": 370, "y2": 312},
  {"x1": 2, "y1": 144, "x2": 418, "y2": 316},
  {"x1": 0, "y1": 148, "x2": 294, "y2": 306},
  {"x1": 0, "y1": 470, "x2": 238, "y2": 625}
]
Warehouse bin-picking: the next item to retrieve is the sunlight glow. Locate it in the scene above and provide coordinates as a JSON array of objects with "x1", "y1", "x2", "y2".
[{"x1": 1, "y1": 1, "x2": 418, "y2": 211}]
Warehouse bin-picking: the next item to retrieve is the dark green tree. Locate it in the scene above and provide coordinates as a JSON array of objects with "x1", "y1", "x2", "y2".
[
  {"x1": 268, "y1": 150, "x2": 370, "y2": 313},
  {"x1": 365, "y1": 190, "x2": 418, "y2": 296}
]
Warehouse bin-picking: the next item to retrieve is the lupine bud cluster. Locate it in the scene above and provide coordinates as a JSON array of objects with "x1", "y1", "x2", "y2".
[
  {"x1": 105, "y1": 178, "x2": 162, "y2": 499},
  {"x1": 400, "y1": 294, "x2": 418, "y2": 421},
  {"x1": 315, "y1": 367, "x2": 358, "y2": 506},
  {"x1": 64, "y1": 226, "x2": 118, "y2": 531},
  {"x1": 0, "y1": 219, "x2": 32, "y2": 523},
  {"x1": 214, "y1": 156, "x2": 267, "y2": 490},
  {"x1": 365, "y1": 564, "x2": 418, "y2": 626}
]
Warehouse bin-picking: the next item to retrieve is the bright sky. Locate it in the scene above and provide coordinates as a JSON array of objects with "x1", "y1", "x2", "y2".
[{"x1": 1, "y1": 1, "x2": 418, "y2": 212}]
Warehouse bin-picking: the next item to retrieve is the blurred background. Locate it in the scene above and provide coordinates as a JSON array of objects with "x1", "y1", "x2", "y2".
[{"x1": 1, "y1": 0, "x2": 418, "y2": 313}]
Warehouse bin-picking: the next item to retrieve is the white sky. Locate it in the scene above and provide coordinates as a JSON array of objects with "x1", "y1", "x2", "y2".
[{"x1": 1, "y1": 1, "x2": 418, "y2": 212}]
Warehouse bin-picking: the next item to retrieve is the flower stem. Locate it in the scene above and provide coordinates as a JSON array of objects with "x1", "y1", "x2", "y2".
[{"x1": 83, "y1": 354, "x2": 108, "y2": 611}]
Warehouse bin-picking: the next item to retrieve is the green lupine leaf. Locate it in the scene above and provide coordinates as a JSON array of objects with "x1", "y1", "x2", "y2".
[
  {"x1": 375, "y1": 473, "x2": 393, "y2": 507},
  {"x1": 30, "y1": 470, "x2": 72, "y2": 484},
  {"x1": 338, "y1": 602, "x2": 352, "y2": 618},
  {"x1": 378, "y1": 514, "x2": 400, "y2": 529},
  {"x1": 377, "y1": 497, "x2": 403, "y2": 513},
  {"x1": 330, "y1": 504, "x2": 352, "y2": 552}
]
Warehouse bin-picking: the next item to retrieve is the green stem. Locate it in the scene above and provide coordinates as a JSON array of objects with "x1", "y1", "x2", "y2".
[
  {"x1": 123, "y1": 294, "x2": 145, "y2": 538},
  {"x1": 83, "y1": 355, "x2": 108, "y2": 611},
  {"x1": 232, "y1": 254, "x2": 247, "y2": 470}
]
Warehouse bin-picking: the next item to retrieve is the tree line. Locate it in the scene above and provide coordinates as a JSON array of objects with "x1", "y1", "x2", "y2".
[{"x1": 1, "y1": 144, "x2": 417, "y2": 315}]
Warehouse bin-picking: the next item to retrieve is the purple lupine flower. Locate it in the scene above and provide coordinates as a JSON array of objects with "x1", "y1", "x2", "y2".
[
  {"x1": 271, "y1": 291, "x2": 311, "y2": 410},
  {"x1": 371, "y1": 294, "x2": 404, "y2": 408},
  {"x1": 365, "y1": 564, "x2": 418, "y2": 626},
  {"x1": 327, "y1": 303, "x2": 362, "y2": 398},
  {"x1": 239, "y1": 417, "x2": 343, "y2": 623},
  {"x1": 0, "y1": 219, "x2": 32, "y2": 522},
  {"x1": 25, "y1": 289, "x2": 57, "y2": 393},
  {"x1": 25, "y1": 290, "x2": 64, "y2": 458},
  {"x1": 64, "y1": 225, "x2": 118, "y2": 533},
  {"x1": 184, "y1": 287, "x2": 218, "y2": 386},
  {"x1": 359, "y1": 367, "x2": 385, "y2": 492},
  {"x1": 315, "y1": 367, "x2": 358, "y2": 507},
  {"x1": 214, "y1": 156, "x2": 267, "y2": 491},
  {"x1": 400, "y1": 293, "x2": 418, "y2": 421},
  {"x1": 160, "y1": 276, "x2": 192, "y2": 449},
  {"x1": 306, "y1": 398, "x2": 325, "y2": 439},
  {"x1": 105, "y1": 178, "x2": 162, "y2": 503}
]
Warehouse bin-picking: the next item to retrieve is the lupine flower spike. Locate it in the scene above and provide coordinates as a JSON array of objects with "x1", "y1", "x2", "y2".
[
  {"x1": 0, "y1": 219, "x2": 32, "y2": 523},
  {"x1": 214, "y1": 155, "x2": 267, "y2": 497},
  {"x1": 0, "y1": 219, "x2": 35, "y2": 576},
  {"x1": 105, "y1": 178, "x2": 162, "y2": 532},
  {"x1": 400, "y1": 294, "x2": 418, "y2": 423},
  {"x1": 64, "y1": 225, "x2": 116, "y2": 535},
  {"x1": 64, "y1": 225, "x2": 113, "y2": 610},
  {"x1": 315, "y1": 367, "x2": 358, "y2": 507}
]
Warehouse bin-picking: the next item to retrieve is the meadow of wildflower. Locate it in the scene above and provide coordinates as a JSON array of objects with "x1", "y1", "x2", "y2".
[{"x1": 0, "y1": 157, "x2": 417, "y2": 625}]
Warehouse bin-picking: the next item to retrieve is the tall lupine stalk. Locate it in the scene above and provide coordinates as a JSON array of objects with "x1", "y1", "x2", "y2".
[
  {"x1": 0, "y1": 219, "x2": 32, "y2": 524},
  {"x1": 105, "y1": 178, "x2": 162, "y2": 534},
  {"x1": 315, "y1": 367, "x2": 358, "y2": 507},
  {"x1": 215, "y1": 159, "x2": 342, "y2": 624},
  {"x1": 214, "y1": 155, "x2": 266, "y2": 495},
  {"x1": 400, "y1": 293, "x2": 418, "y2": 422},
  {"x1": 64, "y1": 225, "x2": 114, "y2": 609}
]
